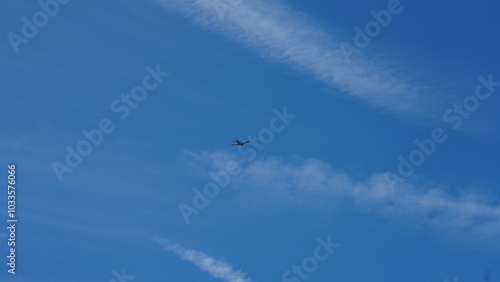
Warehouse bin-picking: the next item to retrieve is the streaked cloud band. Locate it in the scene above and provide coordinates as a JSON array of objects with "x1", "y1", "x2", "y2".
[
  {"x1": 155, "y1": 237, "x2": 253, "y2": 282},
  {"x1": 153, "y1": 0, "x2": 441, "y2": 119}
]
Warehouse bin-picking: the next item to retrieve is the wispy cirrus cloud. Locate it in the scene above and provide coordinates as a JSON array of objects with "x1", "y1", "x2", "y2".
[
  {"x1": 154, "y1": 237, "x2": 253, "y2": 282},
  {"x1": 184, "y1": 150, "x2": 500, "y2": 245},
  {"x1": 152, "y1": 0, "x2": 445, "y2": 120}
]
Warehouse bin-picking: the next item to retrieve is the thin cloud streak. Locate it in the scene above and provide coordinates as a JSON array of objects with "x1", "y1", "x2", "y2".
[
  {"x1": 155, "y1": 237, "x2": 253, "y2": 282},
  {"x1": 152, "y1": 0, "x2": 441, "y2": 119}
]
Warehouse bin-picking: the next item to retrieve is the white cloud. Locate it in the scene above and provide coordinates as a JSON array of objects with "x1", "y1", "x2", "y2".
[
  {"x1": 155, "y1": 237, "x2": 253, "y2": 282},
  {"x1": 186, "y1": 150, "x2": 500, "y2": 243},
  {"x1": 152, "y1": 0, "x2": 443, "y2": 120}
]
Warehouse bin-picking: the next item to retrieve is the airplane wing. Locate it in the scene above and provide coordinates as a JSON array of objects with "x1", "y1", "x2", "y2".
[{"x1": 242, "y1": 141, "x2": 250, "y2": 145}]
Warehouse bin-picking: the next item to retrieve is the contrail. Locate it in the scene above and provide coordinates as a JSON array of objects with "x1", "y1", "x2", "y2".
[
  {"x1": 155, "y1": 237, "x2": 252, "y2": 282},
  {"x1": 152, "y1": 0, "x2": 444, "y2": 120}
]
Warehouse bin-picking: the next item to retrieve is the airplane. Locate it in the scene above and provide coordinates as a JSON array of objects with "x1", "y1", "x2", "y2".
[{"x1": 231, "y1": 139, "x2": 250, "y2": 146}]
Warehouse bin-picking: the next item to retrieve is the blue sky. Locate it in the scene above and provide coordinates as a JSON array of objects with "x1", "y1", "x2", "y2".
[{"x1": 2, "y1": 0, "x2": 500, "y2": 281}]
